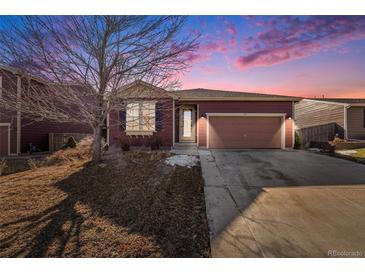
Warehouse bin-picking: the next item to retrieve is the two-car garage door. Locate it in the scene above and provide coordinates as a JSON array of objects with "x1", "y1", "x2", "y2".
[{"x1": 207, "y1": 116, "x2": 283, "y2": 149}]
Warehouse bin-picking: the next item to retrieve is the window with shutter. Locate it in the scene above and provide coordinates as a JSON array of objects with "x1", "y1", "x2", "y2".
[{"x1": 125, "y1": 101, "x2": 156, "y2": 134}]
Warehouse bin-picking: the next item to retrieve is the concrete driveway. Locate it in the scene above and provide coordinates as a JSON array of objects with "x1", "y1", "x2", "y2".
[{"x1": 199, "y1": 149, "x2": 365, "y2": 257}]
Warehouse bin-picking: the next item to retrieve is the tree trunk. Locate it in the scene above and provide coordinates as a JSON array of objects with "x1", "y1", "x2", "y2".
[{"x1": 92, "y1": 125, "x2": 102, "y2": 163}]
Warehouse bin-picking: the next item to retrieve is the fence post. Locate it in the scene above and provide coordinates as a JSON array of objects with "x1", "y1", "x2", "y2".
[{"x1": 48, "y1": 133, "x2": 54, "y2": 153}]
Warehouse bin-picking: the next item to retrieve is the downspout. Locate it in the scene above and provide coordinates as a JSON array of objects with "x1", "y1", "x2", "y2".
[{"x1": 344, "y1": 105, "x2": 350, "y2": 140}]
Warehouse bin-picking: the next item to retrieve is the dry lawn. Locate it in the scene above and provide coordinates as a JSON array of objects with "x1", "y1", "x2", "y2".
[
  {"x1": 353, "y1": 148, "x2": 365, "y2": 159},
  {"x1": 0, "y1": 146, "x2": 210, "y2": 257}
]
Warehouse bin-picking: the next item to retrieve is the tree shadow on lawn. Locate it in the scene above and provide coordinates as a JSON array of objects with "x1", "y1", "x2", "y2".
[{"x1": 0, "y1": 155, "x2": 210, "y2": 257}]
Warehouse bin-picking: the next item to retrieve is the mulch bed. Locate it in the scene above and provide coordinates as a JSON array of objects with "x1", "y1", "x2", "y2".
[{"x1": 0, "y1": 151, "x2": 210, "y2": 257}]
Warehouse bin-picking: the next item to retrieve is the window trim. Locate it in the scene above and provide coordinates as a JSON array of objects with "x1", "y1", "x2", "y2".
[{"x1": 125, "y1": 101, "x2": 157, "y2": 134}]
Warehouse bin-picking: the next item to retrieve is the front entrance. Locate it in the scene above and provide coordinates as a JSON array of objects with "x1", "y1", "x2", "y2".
[{"x1": 179, "y1": 106, "x2": 196, "y2": 142}]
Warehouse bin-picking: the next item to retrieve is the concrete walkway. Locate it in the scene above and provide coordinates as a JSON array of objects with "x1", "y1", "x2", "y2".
[
  {"x1": 199, "y1": 149, "x2": 262, "y2": 257},
  {"x1": 200, "y1": 149, "x2": 365, "y2": 257},
  {"x1": 171, "y1": 143, "x2": 198, "y2": 156}
]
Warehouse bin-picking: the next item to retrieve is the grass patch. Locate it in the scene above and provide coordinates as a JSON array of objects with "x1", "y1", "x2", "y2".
[
  {"x1": 0, "y1": 147, "x2": 210, "y2": 257},
  {"x1": 352, "y1": 148, "x2": 365, "y2": 159}
]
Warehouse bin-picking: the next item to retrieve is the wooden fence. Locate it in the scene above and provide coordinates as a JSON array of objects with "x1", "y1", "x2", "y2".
[
  {"x1": 49, "y1": 133, "x2": 91, "y2": 153},
  {"x1": 296, "y1": 123, "x2": 344, "y2": 148}
]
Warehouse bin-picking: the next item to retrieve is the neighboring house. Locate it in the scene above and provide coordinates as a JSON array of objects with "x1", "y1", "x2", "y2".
[
  {"x1": 295, "y1": 99, "x2": 365, "y2": 145},
  {"x1": 0, "y1": 66, "x2": 92, "y2": 157},
  {"x1": 108, "y1": 81, "x2": 300, "y2": 149}
]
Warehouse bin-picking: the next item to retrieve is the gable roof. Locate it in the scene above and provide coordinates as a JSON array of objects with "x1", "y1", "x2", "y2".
[
  {"x1": 173, "y1": 88, "x2": 301, "y2": 101},
  {"x1": 117, "y1": 80, "x2": 179, "y2": 99}
]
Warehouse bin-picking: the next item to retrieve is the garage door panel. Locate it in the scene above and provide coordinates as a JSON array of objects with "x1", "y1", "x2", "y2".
[{"x1": 208, "y1": 116, "x2": 282, "y2": 149}]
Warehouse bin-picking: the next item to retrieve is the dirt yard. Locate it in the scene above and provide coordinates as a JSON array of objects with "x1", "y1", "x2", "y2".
[{"x1": 0, "y1": 147, "x2": 210, "y2": 257}]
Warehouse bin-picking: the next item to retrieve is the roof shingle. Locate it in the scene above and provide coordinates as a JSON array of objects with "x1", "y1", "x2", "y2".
[{"x1": 173, "y1": 88, "x2": 301, "y2": 101}]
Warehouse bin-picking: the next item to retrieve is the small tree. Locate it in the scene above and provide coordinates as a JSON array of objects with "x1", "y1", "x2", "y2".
[{"x1": 0, "y1": 16, "x2": 198, "y2": 163}]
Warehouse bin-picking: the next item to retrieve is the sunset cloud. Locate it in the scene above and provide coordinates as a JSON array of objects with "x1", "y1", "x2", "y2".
[
  {"x1": 236, "y1": 16, "x2": 365, "y2": 70},
  {"x1": 185, "y1": 39, "x2": 232, "y2": 64},
  {"x1": 223, "y1": 19, "x2": 237, "y2": 36}
]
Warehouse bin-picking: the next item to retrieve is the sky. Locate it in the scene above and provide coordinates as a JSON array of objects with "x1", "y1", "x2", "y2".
[{"x1": 180, "y1": 16, "x2": 365, "y2": 98}]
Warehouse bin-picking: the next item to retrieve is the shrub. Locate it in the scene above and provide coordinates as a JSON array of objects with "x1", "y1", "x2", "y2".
[
  {"x1": 62, "y1": 136, "x2": 77, "y2": 149},
  {"x1": 46, "y1": 136, "x2": 92, "y2": 165},
  {"x1": 27, "y1": 158, "x2": 39, "y2": 170},
  {"x1": 119, "y1": 136, "x2": 130, "y2": 151},
  {"x1": 331, "y1": 135, "x2": 345, "y2": 145},
  {"x1": 0, "y1": 160, "x2": 7, "y2": 176},
  {"x1": 294, "y1": 131, "x2": 301, "y2": 149},
  {"x1": 147, "y1": 134, "x2": 164, "y2": 150}
]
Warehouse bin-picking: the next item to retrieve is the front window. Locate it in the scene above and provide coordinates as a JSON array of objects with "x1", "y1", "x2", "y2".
[{"x1": 126, "y1": 101, "x2": 156, "y2": 133}]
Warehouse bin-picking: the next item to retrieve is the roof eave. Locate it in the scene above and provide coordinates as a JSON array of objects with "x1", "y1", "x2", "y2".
[
  {"x1": 118, "y1": 80, "x2": 179, "y2": 99},
  {"x1": 178, "y1": 96, "x2": 301, "y2": 102},
  {"x1": 349, "y1": 103, "x2": 365, "y2": 107},
  {"x1": 302, "y1": 99, "x2": 350, "y2": 106}
]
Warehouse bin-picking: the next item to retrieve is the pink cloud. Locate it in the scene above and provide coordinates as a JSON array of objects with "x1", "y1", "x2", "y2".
[
  {"x1": 228, "y1": 38, "x2": 236, "y2": 47},
  {"x1": 223, "y1": 20, "x2": 237, "y2": 36},
  {"x1": 203, "y1": 40, "x2": 228, "y2": 53},
  {"x1": 185, "y1": 39, "x2": 233, "y2": 65},
  {"x1": 236, "y1": 16, "x2": 365, "y2": 70}
]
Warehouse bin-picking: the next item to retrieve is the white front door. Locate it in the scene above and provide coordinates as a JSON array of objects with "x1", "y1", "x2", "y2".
[{"x1": 179, "y1": 107, "x2": 195, "y2": 142}]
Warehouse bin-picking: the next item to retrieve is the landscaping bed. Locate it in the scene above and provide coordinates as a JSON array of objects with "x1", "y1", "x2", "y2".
[
  {"x1": 0, "y1": 145, "x2": 210, "y2": 257},
  {"x1": 334, "y1": 148, "x2": 365, "y2": 164}
]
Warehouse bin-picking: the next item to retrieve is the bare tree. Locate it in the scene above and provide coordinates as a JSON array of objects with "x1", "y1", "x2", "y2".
[{"x1": 0, "y1": 16, "x2": 198, "y2": 162}]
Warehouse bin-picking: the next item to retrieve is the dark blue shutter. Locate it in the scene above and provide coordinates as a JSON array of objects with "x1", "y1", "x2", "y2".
[
  {"x1": 119, "y1": 110, "x2": 126, "y2": 130},
  {"x1": 156, "y1": 102, "x2": 162, "y2": 131}
]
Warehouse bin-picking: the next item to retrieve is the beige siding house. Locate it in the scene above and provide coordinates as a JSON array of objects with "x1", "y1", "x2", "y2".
[{"x1": 295, "y1": 99, "x2": 365, "y2": 140}]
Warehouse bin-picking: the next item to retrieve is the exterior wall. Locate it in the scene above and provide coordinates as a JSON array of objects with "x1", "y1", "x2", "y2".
[
  {"x1": 20, "y1": 118, "x2": 92, "y2": 153},
  {"x1": 347, "y1": 107, "x2": 365, "y2": 139},
  {"x1": 0, "y1": 126, "x2": 9, "y2": 156},
  {"x1": 294, "y1": 100, "x2": 345, "y2": 130},
  {"x1": 1, "y1": 69, "x2": 93, "y2": 154},
  {"x1": 285, "y1": 118, "x2": 293, "y2": 148},
  {"x1": 109, "y1": 98, "x2": 174, "y2": 147},
  {"x1": 0, "y1": 70, "x2": 19, "y2": 154},
  {"x1": 185, "y1": 101, "x2": 293, "y2": 148}
]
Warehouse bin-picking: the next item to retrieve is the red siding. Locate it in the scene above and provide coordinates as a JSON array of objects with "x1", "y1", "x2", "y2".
[
  {"x1": 0, "y1": 126, "x2": 9, "y2": 156},
  {"x1": 0, "y1": 70, "x2": 19, "y2": 154},
  {"x1": 21, "y1": 118, "x2": 92, "y2": 153},
  {"x1": 285, "y1": 118, "x2": 293, "y2": 148},
  {"x1": 109, "y1": 98, "x2": 174, "y2": 147},
  {"x1": 188, "y1": 101, "x2": 294, "y2": 148},
  {"x1": 1, "y1": 69, "x2": 93, "y2": 154}
]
